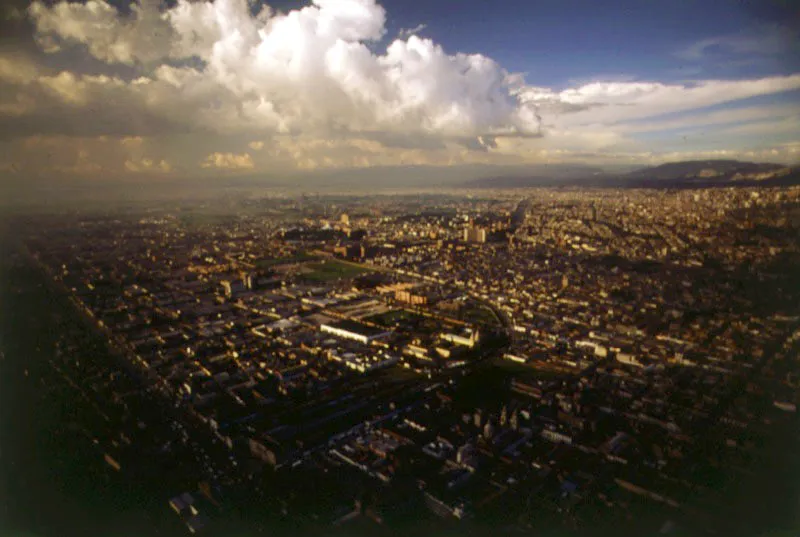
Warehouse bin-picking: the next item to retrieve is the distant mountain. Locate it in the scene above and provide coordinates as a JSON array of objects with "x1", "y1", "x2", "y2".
[
  {"x1": 625, "y1": 160, "x2": 787, "y2": 181},
  {"x1": 465, "y1": 164, "x2": 607, "y2": 188},
  {"x1": 467, "y1": 159, "x2": 800, "y2": 189}
]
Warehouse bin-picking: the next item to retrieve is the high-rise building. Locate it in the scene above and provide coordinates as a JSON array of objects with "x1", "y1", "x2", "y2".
[
  {"x1": 483, "y1": 420, "x2": 495, "y2": 440},
  {"x1": 220, "y1": 280, "x2": 232, "y2": 298},
  {"x1": 463, "y1": 226, "x2": 487, "y2": 243}
]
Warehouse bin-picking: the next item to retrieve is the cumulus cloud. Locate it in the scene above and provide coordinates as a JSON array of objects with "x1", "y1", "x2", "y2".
[
  {"x1": 260, "y1": 135, "x2": 516, "y2": 170},
  {"x1": 27, "y1": 0, "x2": 539, "y2": 139},
  {"x1": 29, "y1": 0, "x2": 173, "y2": 65},
  {"x1": 201, "y1": 151, "x2": 254, "y2": 169},
  {"x1": 0, "y1": 134, "x2": 177, "y2": 176},
  {"x1": 0, "y1": 53, "x2": 41, "y2": 86},
  {"x1": 124, "y1": 157, "x2": 172, "y2": 173},
  {"x1": 121, "y1": 136, "x2": 145, "y2": 148}
]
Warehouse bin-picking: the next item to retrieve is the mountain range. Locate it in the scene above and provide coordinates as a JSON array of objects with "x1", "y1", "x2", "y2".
[{"x1": 467, "y1": 160, "x2": 800, "y2": 189}]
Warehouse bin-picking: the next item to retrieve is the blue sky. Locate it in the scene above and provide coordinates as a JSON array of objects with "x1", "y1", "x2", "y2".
[
  {"x1": 369, "y1": 0, "x2": 800, "y2": 84},
  {"x1": 0, "y1": 0, "x2": 798, "y2": 179}
]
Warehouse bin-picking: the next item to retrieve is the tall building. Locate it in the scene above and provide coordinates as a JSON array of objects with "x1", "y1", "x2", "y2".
[
  {"x1": 340, "y1": 213, "x2": 350, "y2": 226},
  {"x1": 463, "y1": 226, "x2": 487, "y2": 243},
  {"x1": 220, "y1": 280, "x2": 232, "y2": 298},
  {"x1": 395, "y1": 289, "x2": 427, "y2": 305},
  {"x1": 482, "y1": 420, "x2": 495, "y2": 440}
]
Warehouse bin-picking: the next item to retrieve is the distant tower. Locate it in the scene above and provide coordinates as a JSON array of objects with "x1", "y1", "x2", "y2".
[
  {"x1": 464, "y1": 226, "x2": 487, "y2": 243},
  {"x1": 473, "y1": 410, "x2": 483, "y2": 428},
  {"x1": 500, "y1": 405, "x2": 508, "y2": 427},
  {"x1": 457, "y1": 443, "x2": 471, "y2": 464},
  {"x1": 221, "y1": 280, "x2": 232, "y2": 298},
  {"x1": 510, "y1": 410, "x2": 519, "y2": 431},
  {"x1": 483, "y1": 420, "x2": 495, "y2": 440}
]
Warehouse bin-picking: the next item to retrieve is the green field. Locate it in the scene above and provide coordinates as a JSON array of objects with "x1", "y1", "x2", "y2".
[
  {"x1": 254, "y1": 252, "x2": 319, "y2": 269},
  {"x1": 300, "y1": 259, "x2": 372, "y2": 282}
]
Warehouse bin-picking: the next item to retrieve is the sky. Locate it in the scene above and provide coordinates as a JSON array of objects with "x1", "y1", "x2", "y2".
[{"x1": 0, "y1": 0, "x2": 798, "y2": 182}]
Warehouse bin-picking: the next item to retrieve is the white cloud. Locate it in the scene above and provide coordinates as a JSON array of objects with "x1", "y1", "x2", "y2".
[
  {"x1": 27, "y1": 0, "x2": 539, "y2": 138},
  {"x1": 714, "y1": 114, "x2": 800, "y2": 137},
  {"x1": 0, "y1": 134, "x2": 180, "y2": 176},
  {"x1": 263, "y1": 135, "x2": 513, "y2": 170},
  {"x1": 677, "y1": 23, "x2": 800, "y2": 61},
  {"x1": 615, "y1": 103, "x2": 800, "y2": 134},
  {"x1": 124, "y1": 157, "x2": 172, "y2": 173},
  {"x1": 0, "y1": 53, "x2": 41, "y2": 85},
  {"x1": 510, "y1": 76, "x2": 800, "y2": 161},
  {"x1": 398, "y1": 23, "x2": 427, "y2": 39},
  {"x1": 6, "y1": 136, "x2": 111, "y2": 175},
  {"x1": 201, "y1": 151, "x2": 254, "y2": 169},
  {"x1": 121, "y1": 136, "x2": 145, "y2": 148},
  {"x1": 518, "y1": 75, "x2": 800, "y2": 128},
  {"x1": 29, "y1": 0, "x2": 173, "y2": 65}
]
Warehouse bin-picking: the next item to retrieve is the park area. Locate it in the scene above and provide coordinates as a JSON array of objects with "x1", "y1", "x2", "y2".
[
  {"x1": 300, "y1": 259, "x2": 372, "y2": 282},
  {"x1": 254, "y1": 252, "x2": 319, "y2": 269}
]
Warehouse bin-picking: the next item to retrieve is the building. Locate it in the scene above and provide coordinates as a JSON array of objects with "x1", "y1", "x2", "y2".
[
  {"x1": 328, "y1": 350, "x2": 399, "y2": 373},
  {"x1": 463, "y1": 226, "x2": 487, "y2": 243},
  {"x1": 395, "y1": 289, "x2": 427, "y2": 305},
  {"x1": 441, "y1": 327, "x2": 480, "y2": 348},
  {"x1": 321, "y1": 319, "x2": 391, "y2": 344}
]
